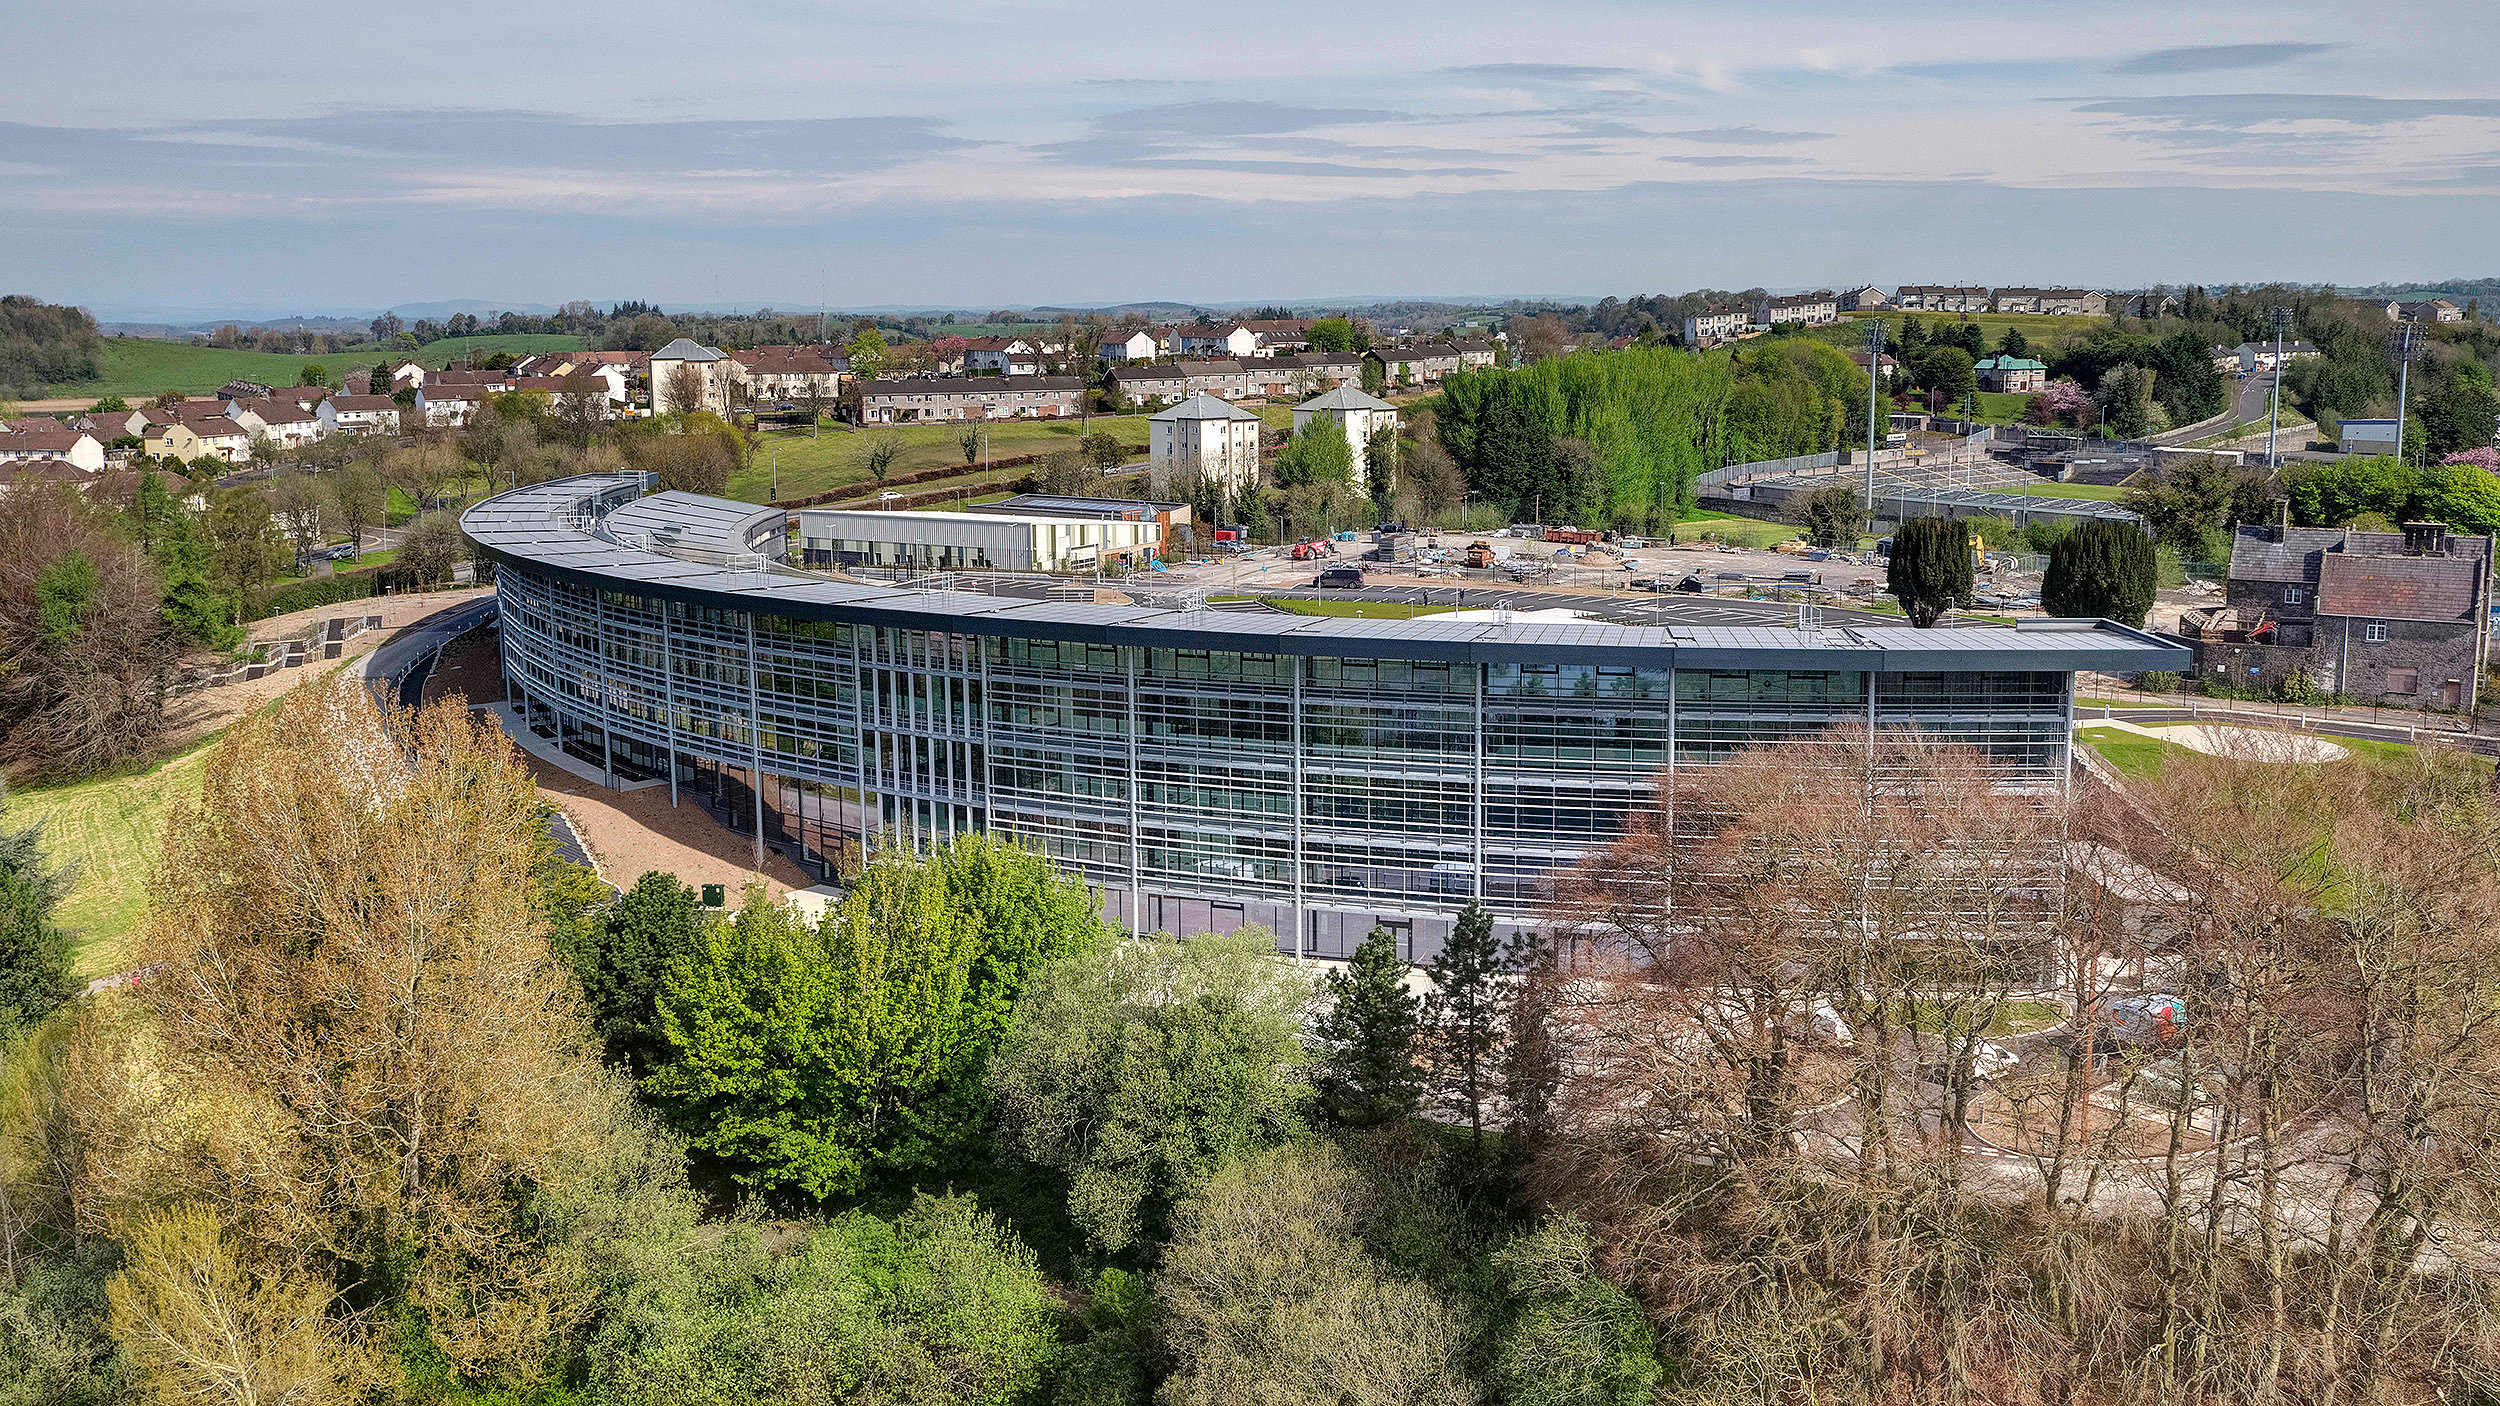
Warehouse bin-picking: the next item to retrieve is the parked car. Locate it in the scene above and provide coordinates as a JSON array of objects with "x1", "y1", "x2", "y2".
[
  {"x1": 1675, "y1": 575, "x2": 1707, "y2": 593},
  {"x1": 1625, "y1": 577, "x2": 1660, "y2": 592},
  {"x1": 1314, "y1": 566, "x2": 1366, "y2": 588}
]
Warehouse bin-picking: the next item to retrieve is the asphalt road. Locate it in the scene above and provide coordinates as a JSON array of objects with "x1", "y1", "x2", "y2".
[{"x1": 363, "y1": 594, "x2": 500, "y2": 708}]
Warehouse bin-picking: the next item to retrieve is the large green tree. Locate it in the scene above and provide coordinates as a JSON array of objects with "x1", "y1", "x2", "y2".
[
  {"x1": 561, "y1": 869, "x2": 712, "y2": 1075},
  {"x1": 1886, "y1": 516, "x2": 1973, "y2": 628},
  {"x1": 1486, "y1": 1217, "x2": 1662, "y2": 1406},
  {"x1": 1423, "y1": 900, "x2": 1530, "y2": 1150},
  {"x1": 989, "y1": 929, "x2": 1313, "y2": 1252},
  {"x1": 584, "y1": 1194, "x2": 1060, "y2": 1406},
  {"x1": 2042, "y1": 519, "x2": 2158, "y2": 627},
  {"x1": 648, "y1": 836, "x2": 1107, "y2": 1198}
]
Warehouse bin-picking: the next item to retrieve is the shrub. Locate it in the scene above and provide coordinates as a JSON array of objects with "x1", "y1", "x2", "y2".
[{"x1": 2134, "y1": 670, "x2": 2182, "y2": 694}]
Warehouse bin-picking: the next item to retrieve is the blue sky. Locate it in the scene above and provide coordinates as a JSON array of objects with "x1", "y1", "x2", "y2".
[{"x1": 7, "y1": 0, "x2": 2496, "y2": 318}]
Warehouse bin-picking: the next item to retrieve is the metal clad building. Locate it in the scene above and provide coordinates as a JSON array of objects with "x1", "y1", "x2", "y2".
[{"x1": 466, "y1": 476, "x2": 2188, "y2": 960}]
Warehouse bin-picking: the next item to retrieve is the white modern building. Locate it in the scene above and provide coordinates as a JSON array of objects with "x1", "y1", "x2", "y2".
[
  {"x1": 648, "y1": 338, "x2": 733, "y2": 415},
  {"x1": 1105, "y1": 330, "x2": 1161, "y2": 363},
  {"x1": 794, "y1": 507, "x2": 1158, "y2": 572},
  {"x1": 1293, "y1": 385, "x2": 1399, "y2": 490},
  {"x1": 1148, "y1": 393, "x2": 1262, "y2": 497}
]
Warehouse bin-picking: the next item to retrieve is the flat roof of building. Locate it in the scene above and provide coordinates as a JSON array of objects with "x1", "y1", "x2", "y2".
[{"x1": 465, "y1": 475, "x2": 2191, "y2": 672}]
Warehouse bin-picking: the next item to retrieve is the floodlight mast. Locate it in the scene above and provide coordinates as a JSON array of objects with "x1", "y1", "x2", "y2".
[
  {"x1": 1863, "y1": 318, "x2": 1885, "y2": 523},
  {"x1": 2266, "y1": 306, "x2": 2291, "y2": 469},
  {"x1": 2388, "y1": 321, "x2": 2425, "y2": 465}
]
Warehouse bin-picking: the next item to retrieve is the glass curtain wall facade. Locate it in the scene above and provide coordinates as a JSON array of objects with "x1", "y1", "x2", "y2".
[{"x1": 496, "y1": 563, "x2": 2083, "y2": 963}]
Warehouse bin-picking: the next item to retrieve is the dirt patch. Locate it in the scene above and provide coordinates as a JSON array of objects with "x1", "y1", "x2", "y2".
[
  {"x1": 158, "y1": 588, "x2": 494, "y2": 753},
  {"x1": 424, "y1": 628, "x2": 506, "y2": 708},
  {"x1": 519, "y1": 757, "x2": 812, "y2": 902}
]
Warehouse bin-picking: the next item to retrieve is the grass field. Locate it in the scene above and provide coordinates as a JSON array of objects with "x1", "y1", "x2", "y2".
[
  {"x1": 1259, "y1": 597, "x2": 1456, "y2": 619},
  {"x1": 1972, "y1": 391, "x2": 2033, "y2": 425},
  {"x1": 410, "y1": 333, "x2": 583, "y2": 363},
  {"x1": 729, "y1": 415, "x2": 1154, "y2": 503},
  {"x1": 41, "y1": 339, "x2": 356, "y2": 398},
  {"x1": 9, "y1": 745, "x2": 213, "y2": 977},
  {"x1": 1816, "y1": 309, "x2": 2113, "y2": 351},
  {"x1": 37, "y1": 332, "x2": 590, "y2": 399}
]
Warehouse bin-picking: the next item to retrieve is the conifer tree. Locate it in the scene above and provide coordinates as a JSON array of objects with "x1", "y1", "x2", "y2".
[
  {"x1": 1423, "y1": 900, "x2": 1510, "y2": 1146},
  {"x1": 1887, "y1": 515, "x2": 1974, "y2": 627},
  {"x1": 2042, "y1": 518, "x2": 2158, "y2": 626},
  {"x1": 1315, "y1": 924, "x2": 1421, "y2": 1128}
]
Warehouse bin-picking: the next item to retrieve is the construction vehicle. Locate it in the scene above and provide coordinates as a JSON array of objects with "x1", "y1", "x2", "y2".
[{"x1": 1463, "y1": 541, "x2": 1496, "y2": 570}]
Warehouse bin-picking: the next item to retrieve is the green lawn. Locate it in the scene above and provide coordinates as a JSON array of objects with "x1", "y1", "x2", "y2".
[
  {"x1": 9, "y1": 745, "x2": 214, "y2": 977},
  {"x1": 1664, "y1": 515, "x2": 1805, "y2": 550},
  {"x1": 729, "y1": 416, "x2": 1154, "y2": 504},
  {"x1": 1972, "y1": 391, "x2": 2033, "y2": 425},
  {"x1": 2077, "y1": 724, "x2": 2191, "y2": 777},
  {"x1": 1259, "y1": 597, "x2": 1456, "y2": 620},
  {"x1": 2002, "y1": 481, "x2": 2132, "y2": 501}
]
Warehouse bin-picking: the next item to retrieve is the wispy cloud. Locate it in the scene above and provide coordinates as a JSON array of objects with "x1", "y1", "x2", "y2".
[
  {"x1": 1662, "y1": 126, "x2": 1831, "y2": 144},
  {"x1": 2110, "y1": 43, "x2": 2340, "y2": 76}
]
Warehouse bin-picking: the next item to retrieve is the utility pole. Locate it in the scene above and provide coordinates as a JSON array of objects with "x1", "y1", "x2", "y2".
[
  {"x1": 2389, "y1": 321, "x2": 2424, "y2": 465},
  {"x1": 2266, "y1": 306, "x2": 2290, "y2": 468}
]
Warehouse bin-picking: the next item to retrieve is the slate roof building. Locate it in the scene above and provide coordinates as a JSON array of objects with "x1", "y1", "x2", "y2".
[
  {"x1": 2187, "y1": 513, "x2": 2494, "y2": 710},
  {"x1": 464, "y1": 473, "x2": 2187, "y2": 962},
  {"x1": 1148, "y1": 392, "x2": 1261, "y2": 496}
]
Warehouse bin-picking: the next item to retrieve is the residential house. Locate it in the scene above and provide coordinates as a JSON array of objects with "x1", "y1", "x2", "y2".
[
  {"x1": 1107, "y1": 363, "x2": 1188, "y2": 407},
  {"x1": 646, "y1": 338, "x2": 733, "y2": 415},
  {"x1": 0, "y1": 426, "x2": 105, "y2": 479},
  {"x1": 2402, "y1": 299, "x2": 2464, "y2": 324},
  {"x1": 217, "y1": 379, "x2": 276, "y2": 401},
  {"x1": 318, "y1": 395, "x2": 403, "y2": 435},
  {"x1": 1171, "y1": 323, "x2": 1261, "y2": 358},
  {"x1": 141, "y1": 418, "x2": 206, "y2": 463},
  {"x1": 1104, "y1": 329, "x2": 1161, "y2": 363},
  {"x1": 2187, "y1": 514, "x2": 2492, "y2": 709},
  {"x1": 856, "y1": 375, "x2": 1083, "y2": 424},
  {"x1": 172, "y1": 413, "x2": 256, "y2": 464},
  {"x1": 1839, "y1": 286, "x2": 1890, "y2": 311},
  {"x1": 421, "y1": 385, "x2": 490, "y2": 429},
  {"x1": 1147, "y1": 393, "x2": 1262, "y2": 496},
  {"x1": 1367, "y1": 345, "x2": 1461, "y2": 388},
  {"x1": 1293, "y1": 385, "x2": 1399, "y2": 490},
  {"x1": 1286, "y1": 351, "x2": 1363, "y2": 390},
  {"x1": 1755, "y1": 291, "x2": 1840, "y2": 327},
  {"x1": 729, "y1": 347, "x2": 842, "y2": 403},
  {"x1": 1992, "y1": 287, "x2": 2107, "y2": 316},
  {"x1": 2234, "y1": 340, "x2": 2321, "y2": 373},
  {"x1": 1847, "y1": 350, "x2": 1902, "y2": 382},
  {"x1": 1450, "y1": 338, "x2": 1498, "y2": 370},
  {"x1": 389, "y1": 361, "x2": 427, "y2": 387},
  {"x1": 1240, "y1": 318, "x2": 1315, "y2": 353},
  {"x1": 1973, "y1": 356, "x2": 2047, "y2": 393},
  {"x1": 71, "y1": 407, "x2": 151, "y2": 441},
  {"x1": 226, "y1": 396, "x2": 327, "y2": 449},
  {"x1": 1679, "y1": 305, "x2": 1749, "y2": 347},
  {"x1": 960, "y1": 337, "x2": 1041, "y2": 376},
  {"x1": 1894, "y1": 285, "x2": 1988, "y2": 313}
]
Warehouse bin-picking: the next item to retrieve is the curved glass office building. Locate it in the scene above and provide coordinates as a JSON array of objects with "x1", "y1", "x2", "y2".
[{"x1": 464, "y1": 475, "x2": 2186, "y2": 960}]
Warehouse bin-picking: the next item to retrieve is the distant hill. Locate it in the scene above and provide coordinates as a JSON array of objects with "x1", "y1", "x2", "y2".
[{"x1": 2335, "y1": 278, "x2": 2499, "y2": 305}]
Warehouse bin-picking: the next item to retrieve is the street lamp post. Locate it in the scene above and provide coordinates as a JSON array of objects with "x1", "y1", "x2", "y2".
[{"x1": 1863, "y1": 318, "x2": 1884, "y2": 527}]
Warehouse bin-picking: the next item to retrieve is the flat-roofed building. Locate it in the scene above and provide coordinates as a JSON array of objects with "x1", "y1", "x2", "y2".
[
  {"x1": 465, "y1": 473, "x2": 2191, "y2": 960},
  {"x1": 794, "y1": 506, "x2": 1157, "y2": 571}
]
